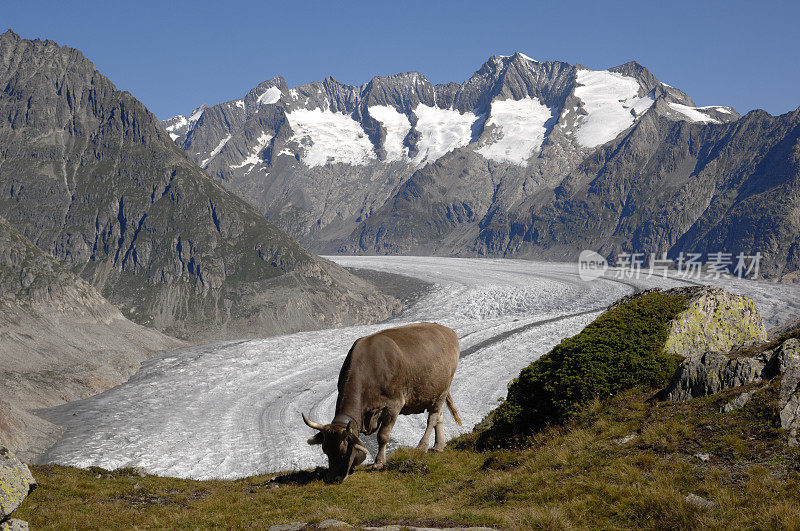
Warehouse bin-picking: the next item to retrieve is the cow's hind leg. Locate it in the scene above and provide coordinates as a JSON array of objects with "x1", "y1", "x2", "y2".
[
  {"x1": 374, "y1": 408, "x2": 398, "y2": 470},
  {"x1": 432, "y1": 409, "x2": 446, "y2": 452},
  {"x1": 416, "y1": 406, "x2": 444, "y2": 452}
]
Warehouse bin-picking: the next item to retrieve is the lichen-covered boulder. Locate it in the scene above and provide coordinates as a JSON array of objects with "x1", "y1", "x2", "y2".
[
  {"x1": 0, "y1": 445, "x2": 35, "y2": 521},
  {"x1": 662, "y1": 286, "x2": 766, "y2": 357},
  {"x1": 0, "y1": 518, "x2": 29, "y2": 530}
]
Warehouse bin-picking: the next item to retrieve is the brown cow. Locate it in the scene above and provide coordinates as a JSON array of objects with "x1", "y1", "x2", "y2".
[{"x1": 302, "y1": 322, "x2": 461, "y2": 483}]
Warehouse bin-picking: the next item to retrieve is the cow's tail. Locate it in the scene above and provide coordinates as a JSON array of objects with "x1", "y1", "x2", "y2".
[{"x1": 445, "y1": 392, "x2": 462, "y2": 426}]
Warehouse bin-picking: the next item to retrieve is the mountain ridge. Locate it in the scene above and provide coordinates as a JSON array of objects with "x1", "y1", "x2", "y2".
[
  {"x1": 0, "y1": 29, "x2": 400, "y2": 340},
  {"x1": 162, "y1": 51, "x2": 799, "y2": 280}
]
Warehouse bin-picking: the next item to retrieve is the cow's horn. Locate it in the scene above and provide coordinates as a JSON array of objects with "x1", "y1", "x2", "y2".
[
  {"x1": 302, "y1": 413, "x2": 324, "y2": 431},
  {"x1": 352, "y1": 443, "x2": 368, "y2": 454}
]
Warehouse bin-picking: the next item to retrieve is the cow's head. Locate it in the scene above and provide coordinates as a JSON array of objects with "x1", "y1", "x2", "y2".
[{"x1": 302, "y1": 413, "x2": 367, "y2": 483}]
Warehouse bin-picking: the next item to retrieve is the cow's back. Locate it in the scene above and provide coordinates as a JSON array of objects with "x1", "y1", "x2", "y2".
[
  {"x1": 375, "y1": 322, "x2": 459, "y2": 370},
  {"x1": 349, "y1": 322, "x2": 459, "y2": 414}
]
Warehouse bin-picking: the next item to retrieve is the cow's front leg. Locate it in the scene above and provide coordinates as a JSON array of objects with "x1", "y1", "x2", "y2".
[
  {"x1": 416, "y1": 409, "x2": 442, "y2": 452},
  {"x1": 374, "y1": 409, "x2": 398, "y2": 470}
]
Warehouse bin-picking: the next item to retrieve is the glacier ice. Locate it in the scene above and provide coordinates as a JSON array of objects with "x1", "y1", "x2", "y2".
[{"x1": 38, "y1": 257, "x2": 800, "y2": 479}]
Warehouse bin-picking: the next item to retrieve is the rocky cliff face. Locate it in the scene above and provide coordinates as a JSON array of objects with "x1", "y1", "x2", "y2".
[
  {"x1": 0, "y1": 216, "x2": 182, "y2": 459},
  {"x1": 0, "y1": 30, "x2": 399, "y2": 340},
  {"x1": 163, "y1": 52, "x2": 797, "y2": 279}
]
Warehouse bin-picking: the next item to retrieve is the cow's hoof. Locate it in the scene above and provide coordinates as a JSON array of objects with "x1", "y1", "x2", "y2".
[
  {"x1": 415, "y1": 444, "x2": 428, "y2": 452},
  {"x1": 372, "y1": 462, "x2": 385, "y2": 470},
  {"x1": 431, "y1": 446, "x2": 445, "y2": 453}
]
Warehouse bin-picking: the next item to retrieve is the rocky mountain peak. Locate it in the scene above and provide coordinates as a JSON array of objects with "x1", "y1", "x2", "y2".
[
  {"x1": 1, "y1": 28, "x2": 21, "y2": 41},
  {"x1": 166, "y1": 52, "x2": 744, "y2": 181},
  {"x1": 153, "y1": 53, "x2": 800, "y2": 282}
]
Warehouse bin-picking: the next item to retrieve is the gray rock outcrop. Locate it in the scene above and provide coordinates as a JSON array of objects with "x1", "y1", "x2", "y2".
[
  {"x1": 664, "y1": 334, "x2": 800, "y2": 446},
  {"x1": 0, "y1": 445, "x2": 35, "y2": 528},
  {"x1": 662, "y1": 338, "x2": 798, "y2": 404},
  {"x1": 776, "y1": 339, "x2": 800, "y2": 445},
  {"x1": 774, "y1": 338, "x2": 800, "y2": 383},
  {"x1": 663, "y1": 352, "x2": 766, "y2": 402},
  {"x1": 721, "y1": 390, "x2": 756, "y2": 413}
]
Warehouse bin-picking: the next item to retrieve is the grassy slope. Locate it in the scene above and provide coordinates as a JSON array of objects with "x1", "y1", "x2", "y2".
[{"x1": 16, "y1": 382, "x2": 800, "y2": 529}]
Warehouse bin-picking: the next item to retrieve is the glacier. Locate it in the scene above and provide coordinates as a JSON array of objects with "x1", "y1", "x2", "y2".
[
  {"x1": 285, "y1": 108, "x2": 377, "y2": 167},
  {"x1": 477, "y1": 97, "x2": 555, "y2": 164},
  {"x1": 38, "y1": 257, "x2": 800, "y2": 480}
]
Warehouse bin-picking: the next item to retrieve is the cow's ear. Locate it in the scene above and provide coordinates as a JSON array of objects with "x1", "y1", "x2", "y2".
[{"x1": 307, "y1": 432, "x2": 324, "y2": 445}]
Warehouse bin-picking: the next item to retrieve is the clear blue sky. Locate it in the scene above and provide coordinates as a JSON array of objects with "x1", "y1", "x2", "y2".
[{"x1": 4, "y1": 0, "x2": 798, "y2": 120}]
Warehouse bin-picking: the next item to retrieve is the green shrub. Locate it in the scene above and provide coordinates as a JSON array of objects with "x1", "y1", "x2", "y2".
[{"x1": 486, "y1": 291, "x2": 688, "y2": 444}]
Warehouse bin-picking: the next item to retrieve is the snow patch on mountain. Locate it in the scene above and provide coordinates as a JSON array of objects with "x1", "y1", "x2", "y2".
[
  {"x1": 189, "y1": 105, "x2": 206, "y2": 123},
  {"x1": 231, "y1": 132, "x2": 273, "y2": 172},
  {"x1": 165, "y1": 115, "x2": 187, "y2": 131},
  {"x1": 477, "y1": 97, "x2": 554, "y2": 164},
  {"x1": 368, "y1": 105, "x2": 412, "y2": 162},
  {"x1": 286, "y1": 109, "x2": 376, "y2": 167},
  {"x1": 574, "y1": 69, "x2": 654, "y2": 148},
  {"x1": 668, "y1": 102, "x2": 721, "y2": 123},
  {"x1": 411, "y1": 105, "x2": 478, "y2": 167},
  {"x1": 164, "y1": 115, "x2": 188, "y2": 140},
  {"x1": 705, "y1": 106, "x2": 732, "y2": 114},
  {"x1": 257, "y1": 86, "x2": 282, "y2": 105},
  {"x1": 200, "y1": 134, "x2": 231, "y2": 168}
]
